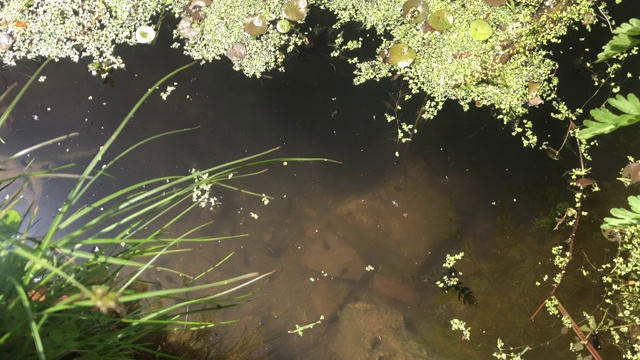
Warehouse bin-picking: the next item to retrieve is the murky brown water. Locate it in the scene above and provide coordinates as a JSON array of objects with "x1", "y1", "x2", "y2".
[{"x1": 1, "y1": 37, "x2": 624, "y2": 359}]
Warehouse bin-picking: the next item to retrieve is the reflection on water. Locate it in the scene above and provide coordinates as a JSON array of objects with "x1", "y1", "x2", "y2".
[{"x1": 0, "y1": 38, "x2": 614, "y2": 359}]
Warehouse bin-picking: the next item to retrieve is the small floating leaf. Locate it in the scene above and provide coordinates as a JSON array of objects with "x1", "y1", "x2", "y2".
[
  {"x1": 244, "y1": 14, "x2": 269, "y2": 36},
  {"x1": 468, "y1": 19, "x2": 493, "y2": 41},
  {"x1": 601, "y1": 227, "x2": 621, "y2": 242},
  {"x1": 388, "y1": 43, "x2": 416, "y2": 68},
  {"x1": 282, "y1": 0, "x2": 308, "y2": 22},
  {"x1": 402, "y1": 0, "x2": 429, "y2": 24},
  {"x1": 527, "y1": 80, "x2": 541, "y2": 96},
  {"x1": 135, "y1": 26, "x2": 156, "y2": 44},
  {"x1": 546, "y1": 147, "x2": 562, "y2": 160},
  {"x1": 428, "y1": 10, "x2": 454, "y2": 31},
  {"x1": 0, "y1": 32, "x2": 14, "y2": 52},
  {"x1": 277, "y1": 19, "x2": 292, "y2": 33},
  {"x1": 573, "y1": 177, "x2": 597, "y2": 187},
  {"x1": 621, "y1": 162, "x2": 640, "y2": 187},
  {"x1": 226, "y1": 43, "x2": 247, "y2": 61}
]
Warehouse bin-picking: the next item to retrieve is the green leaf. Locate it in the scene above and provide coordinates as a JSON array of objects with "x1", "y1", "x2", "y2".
[
  {"x1": 573, "y1": 341, "x2": 584, "y2": 351},
  {"x1": 629, "y1": 195, "x2": 640, "y2": 214},
  {"x1": 596, "y1": 18, "x2": 640, "y2": 63},
  {"x1": 0, "y1": 210, "x2": 22, "y2": 239},
  {"x1": 579, "y1": 324, "x2": 591, "y2": 333},
  {"x1": 577, "y1": 93, "x2": 640, "y2": 140},
  {"x1": 603, "y1": 195, "x2": 640, "y2": 229}
]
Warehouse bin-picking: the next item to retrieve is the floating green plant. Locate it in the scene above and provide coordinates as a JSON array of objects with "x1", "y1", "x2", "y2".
[
  {"x1": 277, "y1": 19, "x2": 292, "y2": 33},
  {"x1": 244, "y1": 14, "x2": 269, "y2": 36},
  {"x1": 402, "y1": 0, "x2": 429, "y2": 24},
  {"x1": 226, "y1": 43, "x2": 247, "y2": 61},
  {"x1": 429, "y1": 9, "x2": 454, "y2": 31},
  {"x1": 135, "y1": 25, "x2": 156, "y2": 44},
  {"x1": 468, "y1": 19, "x2": 493, "y2": 41},
  {"x1": 282, "y1": 0, "x2": 308, "y2": 22},
  {"x1": 388, "y1": 43, "x2": 416, "y2": 68}
]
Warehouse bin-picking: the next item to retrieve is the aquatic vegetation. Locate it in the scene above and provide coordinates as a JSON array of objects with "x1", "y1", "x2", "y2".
[
  {"x1": 227, "y1": 42, "x2": 248, "y2": 62},
  {"x1": 402, "y1": 0, "x2": 429, "y2": 24},
  {"x1": 450, "y1": 318, "x2": 471, "y2": 341},
  {"x1": 577, "y1": 93, "x2": 640, "y2": 140},
  {"x1": 422, "y1": 252, "x2": 478, "y2": 306},
  {"x1": 282, "y1": 0, "x2": 309, "y2": 22},
  {"x1": 595, "y1": 17, "x2": 640, "y2": 63},
  {"x1": 468, "y1": 19, "x2": 493, "y2": 41},
  {"x1": 0, "y1": 0, "x2": 610, "y2": 146},
  {"x1": 527, "y1": 18, "x2": 640, "y2": 359},
  {"x1": 621, "y1": 161, "x2": 640, "y2": 187},
  {"x1": 135, "y1": 25, "x2": 156, "y2": 44},
  {"x1": 277, "y1": 19, "x2": 293, "y2": 34},
  {"x1": 1, "y1": 1, "x2": 639, "y2": 358},
  {"x1": 433, "y1": 267, "x2": 478, "y2": 305},
  {"x1": 0, "y1": 61, "x2": 332, "y2": 359},
  {"x1": 321, "y1": 0, "x2": 596, "y2": 146},
  {"x1": 532, "y1": 202, "x2": 570, "y2": 231},
  {"x1": 244, "y1": 14, "x2": 270, "y2": 36},
  {"x1": 388, "y1": 43, "x2": 417, "y2": 68},
  {"x1": 429, "y1": 9, "x2": 454, "y2": 32}
]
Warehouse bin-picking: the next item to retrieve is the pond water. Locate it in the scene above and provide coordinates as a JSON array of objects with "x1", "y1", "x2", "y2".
[{"x1": 0, "y1": 28, "x2": 627, "y2": 360}]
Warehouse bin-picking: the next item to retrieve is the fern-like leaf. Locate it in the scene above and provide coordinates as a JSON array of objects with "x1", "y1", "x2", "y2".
[
  {"x1": 603, "y1": 195, "x2": 640, "y2": 229},
  {"x1": 577, "y1": 93, "x2": 640, "y2": 140},
  {"x1": 596, "y1": 18, "x2": 640, "y2": 63},
  {"x1": 629, "y1": 195, "x2": 640, "y2": 214}
]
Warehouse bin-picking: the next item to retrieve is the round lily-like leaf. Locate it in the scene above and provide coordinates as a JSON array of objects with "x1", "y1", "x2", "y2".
[
  {"x1": 277, "y1": 19, "x2": 292, "y2": 33},
  {"x1": 527, "y1": 80, "x2": 541, "y2": 96},
  {"x1": 468, "y1": 19, "x2": 493, "y2": 41},
  {"x1": 402, "y1": 0, "x2": 429, "y2": 24},
  {"x1": 282, "y1": 0, "x2": 308, "y2": 22},
  {"x1": 388, "y1": 43, "x2": 416, "y2": 68},
  {"x1": 428, "y1": 9, "x2": 454, "y2": 31},
  {"x1": 135, "y1": 26, "x2": 156, "y2": 44},
  {"x1": 244, "y1": 14, "x2": 269, "y2": 36},
  {"x1": 0, "y1": 32, "x2": 14, "y2": 52},
  {"x1": 226, "y1": 43, "x2": 247, "y2": 61}
]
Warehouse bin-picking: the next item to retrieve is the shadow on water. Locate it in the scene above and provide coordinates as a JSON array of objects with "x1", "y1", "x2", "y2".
[{"x1": 0, "y1": 18, "x2": 631, "y2": 360}]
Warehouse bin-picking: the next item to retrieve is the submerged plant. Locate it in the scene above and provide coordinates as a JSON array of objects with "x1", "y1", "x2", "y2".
[{"x1": 422, "y1": 252, "x2": 478, "y2": 305}]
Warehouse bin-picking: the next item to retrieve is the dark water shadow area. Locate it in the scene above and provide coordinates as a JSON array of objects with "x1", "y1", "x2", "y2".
[{"x1": 0, "y1": 22, "x2": 630, "y2": 359}]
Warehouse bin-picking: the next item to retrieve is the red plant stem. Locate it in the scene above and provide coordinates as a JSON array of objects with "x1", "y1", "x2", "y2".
[
  {"x1": 530, "y1": 190, "x2": 583, "y2": 321},
  {"x1": 556, "y1": 298, "x2": 603, "y2": 360}
]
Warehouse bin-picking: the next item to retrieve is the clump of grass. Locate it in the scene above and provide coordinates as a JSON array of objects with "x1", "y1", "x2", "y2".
[{"x1": 0, "y1": 59, "x2": 333, "y2": 359}]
